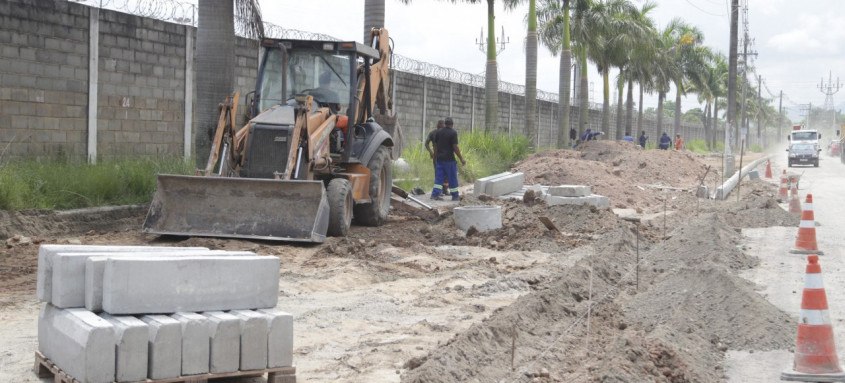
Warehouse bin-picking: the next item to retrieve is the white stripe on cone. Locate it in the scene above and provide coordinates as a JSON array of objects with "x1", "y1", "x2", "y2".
[
  {"x1": 800, "y1": 309, "x2": 832, "y2": 325},
  {"x1": 800, "y1": 220, "x2": 815, "y2": 228},
  {"x1": 805, "y1": 274, "x2": 825, "y2": 289},
  {"x1": 803, "y1": 203, "x2": 813, "y2": 211}
]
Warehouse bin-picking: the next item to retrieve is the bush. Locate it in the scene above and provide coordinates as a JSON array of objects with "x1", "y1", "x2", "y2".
[
  {"x1": 393, "y1": 131, "x2": 531, "y2": 192},
  {"x1": 0, "y1": 157, "x2": 193, "y2": 210}
]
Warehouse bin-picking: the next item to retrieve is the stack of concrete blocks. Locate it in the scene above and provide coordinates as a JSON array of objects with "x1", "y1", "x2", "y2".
[
  {"x1": 474, "y1": 171, "x2": 525, "y2": 197},
  {"x1": 35, "y1": 244, "x2": 294, "y2": 383},
  {"x1": 544, "y1": 185, "x2": 611, "y2": 208}
]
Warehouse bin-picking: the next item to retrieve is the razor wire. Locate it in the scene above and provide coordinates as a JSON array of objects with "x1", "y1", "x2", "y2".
[
  {"x1": 66, "y1": 0, "x2": 561, "y2": 102},
  {"x1": 69, "y1": 0, "x2": 197, "y2": 25}
]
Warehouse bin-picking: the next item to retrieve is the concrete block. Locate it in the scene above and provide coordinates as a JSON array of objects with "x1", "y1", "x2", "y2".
[
  {"x1": 473, "y1": 172, "x2": 511, "y2": 196},
  {"x1": 545, "y1": 194, "x2": 610, "y2": 209},
  {"x1": 140, "y1": 315, "x2": 182, "y2": 380},
  {"x1": 548, "y1": 185, "x2": 592, "y2": 197},
  {"x1": 258, "y1": 308, "x2": 294, "y2": 368},
  {"x1": 101, "y1": 255, "x2": 279, "y2": 314},
  {"x1": 748, "y1": 169, "x2": 760, "y2": 180},
  {"x1": 171, "y1": 312, "x2": 210, "y2": 375},
  {"x1": 84, "y1": 251, "x2": 254, "y2": 312},
  {"x1": 36, "y1": 244, "x2": 207, "y2": 303},
  {"x1": 453, "y1": 206, "x2": 502, "y2": 232},
  {"x1": 485, "y1": 172, "x2": 525, "y2": 197},
  {"x1": 231, "y1": 310, "x2": 269, "y2": 371},
  {"x1": 203, "y1": 311, "x2": 241, "y2": 373},
  {"x1": 38, "y1": 304, "x2": 115, "y2": 383},
  {"x1": 53, "y1": 249, "x2": 227, "y2": 309},
  {"x1": 99, "y1": 314, "x2": 148, "y2": 383}
]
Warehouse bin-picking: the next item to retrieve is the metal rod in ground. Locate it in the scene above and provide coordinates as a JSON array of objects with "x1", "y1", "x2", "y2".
[
  {"x1": 736, "y1": 139, "x2": 745, "y2": 202},
  {"x1": 663, "y1": 193, "x2": 667, "y2": 238},
  {"x1": 636, "y1": 222, "x2": 640, "y2": 290}
]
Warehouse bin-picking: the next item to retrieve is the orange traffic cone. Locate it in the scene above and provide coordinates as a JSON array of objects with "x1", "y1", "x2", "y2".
[
  {"x1": 782, "y1": 255, "x2": 845, "y2": 381},
  {"x1": 765, "y1": 160, "x2": 773, "y2": 179},
  {"x1": 791, "y1": 194, "x2": 824, "y2": 255},
  {"x1": 779, "y1": 170, "x2": 789, "y2": 201},
  {"x1": 789, "y1": 184, "x2": 802, "y2": 214}
]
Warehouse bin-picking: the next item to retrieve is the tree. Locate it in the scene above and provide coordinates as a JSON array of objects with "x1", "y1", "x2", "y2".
[
  {"x1": 651, "y1": 19, "x2": 684, "y2": 137},
  {"x1": 195, "y1": 0, "x2": 263, "y2": 167},
  {"x1": 537, "y1": 0, "x2": 573, "y2": 148},
  {"x1": 504, "y1": 0, "x2": 538, "y2": 148},
  {"x1": 582, "y1": 0, "x2": 650, "y2": 138},
  {"x1": 364, "y1": 0, "x2": 386, "y2": 45},
  {"x1": 670, "y1": 24, "x2": 706, "y2": 139}
]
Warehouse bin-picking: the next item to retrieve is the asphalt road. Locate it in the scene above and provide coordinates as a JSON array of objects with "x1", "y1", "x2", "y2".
[{"x1": 726, "y1": 150, "x2": 845, "y2": 381}]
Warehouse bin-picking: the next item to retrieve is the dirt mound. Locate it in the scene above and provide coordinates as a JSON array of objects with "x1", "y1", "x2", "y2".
[
  {"x1": 513, "y1": 141, "x2": 720, "y2": 212},
  {"x1": 0, "y1": 205, "x2": 147, "y2": 240},
  {"x1": 401, "y1": 197, "x2": 794, "y2": 383},
  {"x1": 717, "y1": 180, "x2": 799, "y2": 228}
]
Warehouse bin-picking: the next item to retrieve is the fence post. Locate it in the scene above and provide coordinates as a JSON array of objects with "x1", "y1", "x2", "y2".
[
  {"x1": 183, "y1": 26, "x2": 194, "y2": 161},
  {"x1": 87, "y1": 7, "x2": 100, "y2": 163},
  {"x1": 421, "y1": 77, "x2": 428, "y2": 141},
  {"x1": 508, "y1": 93, "x2": 512, "y2": 136},
  {"x1": 470, "y1": 86, "x2": 475, "y2": 132}
]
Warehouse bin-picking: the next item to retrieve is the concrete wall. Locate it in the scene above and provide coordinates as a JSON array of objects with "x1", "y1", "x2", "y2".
[{"x1": 0, "y1": 0, "x2": 708, "y2": 161}]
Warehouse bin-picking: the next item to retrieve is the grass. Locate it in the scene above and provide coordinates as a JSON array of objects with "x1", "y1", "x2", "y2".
[
  {"x1": 685, "y1": 139, "x2": 709, "y2": 154},
  {"x1": 0, "y1": 157, "x2": 194, "y2": 210},
  {"x1": 394, "y1": 131, "x2": 531, "y2": 192}
]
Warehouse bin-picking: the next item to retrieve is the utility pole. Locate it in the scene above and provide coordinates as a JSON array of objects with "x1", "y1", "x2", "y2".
[
  {"x1": 778, "y1": 90, "x2": 783, "y2": 144},
  {"x1": 725, "y1": 0, "x2": 739, "y2": 176},
  {"x1": 737, "y1": 2, "x2": 757, "y2": 148}
]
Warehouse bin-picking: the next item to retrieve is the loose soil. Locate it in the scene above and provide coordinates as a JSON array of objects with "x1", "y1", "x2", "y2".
[{"x1": 0, "y1": 144, "x2": 795, "y2": 383}]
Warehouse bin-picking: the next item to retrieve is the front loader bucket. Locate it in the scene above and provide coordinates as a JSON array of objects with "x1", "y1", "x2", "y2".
[{"x1": 143, "y1": 175, "x2": 329, "y2": 243}]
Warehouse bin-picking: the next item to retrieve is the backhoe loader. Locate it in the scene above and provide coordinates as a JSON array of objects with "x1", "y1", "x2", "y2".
[{"x1": 142, "y1": 28, "x2": 398, "y2": 243}]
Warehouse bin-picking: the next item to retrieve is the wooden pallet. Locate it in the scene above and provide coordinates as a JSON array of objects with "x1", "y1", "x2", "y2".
[{"x1": 34, "y1": 351, "x2": 296, "y2": 383}]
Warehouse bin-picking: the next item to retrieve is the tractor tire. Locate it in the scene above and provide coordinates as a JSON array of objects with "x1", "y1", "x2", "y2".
[
  {"x1": 327, "y1": 178, "x2": 353, "y2": 237},
  {"x1": 354, "y1": 145, "x2": 392, "y2": 226}
]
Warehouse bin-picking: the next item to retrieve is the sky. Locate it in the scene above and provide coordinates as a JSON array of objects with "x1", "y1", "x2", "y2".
[{"x1": 257, "y1": 0, "x2": 845, "y2": 122}]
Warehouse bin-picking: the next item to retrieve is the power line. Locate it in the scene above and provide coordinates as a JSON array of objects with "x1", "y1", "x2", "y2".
[{"x1": 683, "y1": 0, "x2": 728, "y2": 16}]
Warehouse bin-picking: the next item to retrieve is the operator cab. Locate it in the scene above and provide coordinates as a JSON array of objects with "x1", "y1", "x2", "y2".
[{"x1": 249, "y1": 39, "x2": 381, "y2": 123}]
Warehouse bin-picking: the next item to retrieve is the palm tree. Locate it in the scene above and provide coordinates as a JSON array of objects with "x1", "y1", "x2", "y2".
[
  {"x1": 670, "y1": 24, "x2": 706, "y2": 139},
  {"x1": 418, "y1": 1, "x2": 501, "y2": 132},
  {"x1": 504, "y1": 0, "x2": 538, "y2": 148},
  {"x1": 195, "y1": 0, "x2": 262, "y2": 166},
  {"x1": 583, "y1": 0, "x2": 650, "y2": 138},
  {"x1": 537, "y1": 0, "x2": 574, "y2": 148},
  {"x1": 569, "y1": 0, "x2": 598, "y2": 139},
  {"x1": 651, "y1": 19, "x2": 684, "y2": 137},
  {"x1": 364, "y1": 0, "x2": 385, "y2": 45}
]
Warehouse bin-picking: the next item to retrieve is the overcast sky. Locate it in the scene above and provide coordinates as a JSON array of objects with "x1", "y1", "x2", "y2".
[{"x1": 257, "y1": 0, "x2": 845, "y2": 121}]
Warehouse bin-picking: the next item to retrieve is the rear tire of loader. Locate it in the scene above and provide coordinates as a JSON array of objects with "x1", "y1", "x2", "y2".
[
  {"x1": 354, "y1": 145, "x2": 392, "y2": 226},
  {"x1": 327, "y1": 178, "x2": 353, "y2": 237}
]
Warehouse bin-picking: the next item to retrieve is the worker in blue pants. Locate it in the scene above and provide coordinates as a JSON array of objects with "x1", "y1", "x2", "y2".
[{"x1": 430, "y1": 117, "x2": 467, "y2": 201}]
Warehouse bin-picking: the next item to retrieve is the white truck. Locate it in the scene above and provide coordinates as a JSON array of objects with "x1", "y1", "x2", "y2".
[{"x1": 787, "y1": 127, "x2": 821, "y2": 167}]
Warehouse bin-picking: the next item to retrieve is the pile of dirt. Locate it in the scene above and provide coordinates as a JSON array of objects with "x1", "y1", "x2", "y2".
[
  {"x1": 715, "y1": 180, "x2": 799, "y2": 228},
  {"x1": 317, "y1": 196, "x2": 627, "y2": 257},
  {"x1": 513, "y1": 141, "x2": 721, "y2": 212},
  {"x1": 401, "y1": 198, "x2": 795, "y2": 383},
  {"x1": 0, "y1": 205, "x2": 147, "y2": 240}
]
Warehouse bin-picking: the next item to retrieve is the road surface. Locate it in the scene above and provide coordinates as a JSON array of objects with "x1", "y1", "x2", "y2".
[{"x1": 727, "y1": 150, "x2": 845, "y2": 381}]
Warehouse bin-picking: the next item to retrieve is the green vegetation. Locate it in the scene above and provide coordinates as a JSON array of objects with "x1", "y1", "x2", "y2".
[
  {"x1": 748, "y1": 144, "x2": 763, "y2": 153},
  {"x1": 393, "y1": 131, "x2": 531, "y2": 192},
  {"x1": 0, "y1": 158, "x2": 193, "y2": 210},
  {"x1": 684, "y1": 139, "x2": 708, "y2": 154}
]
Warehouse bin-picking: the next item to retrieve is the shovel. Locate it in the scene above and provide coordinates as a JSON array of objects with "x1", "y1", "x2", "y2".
[{"x1": 392, "y1": 185, "x2": 435, "y2": 211}]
